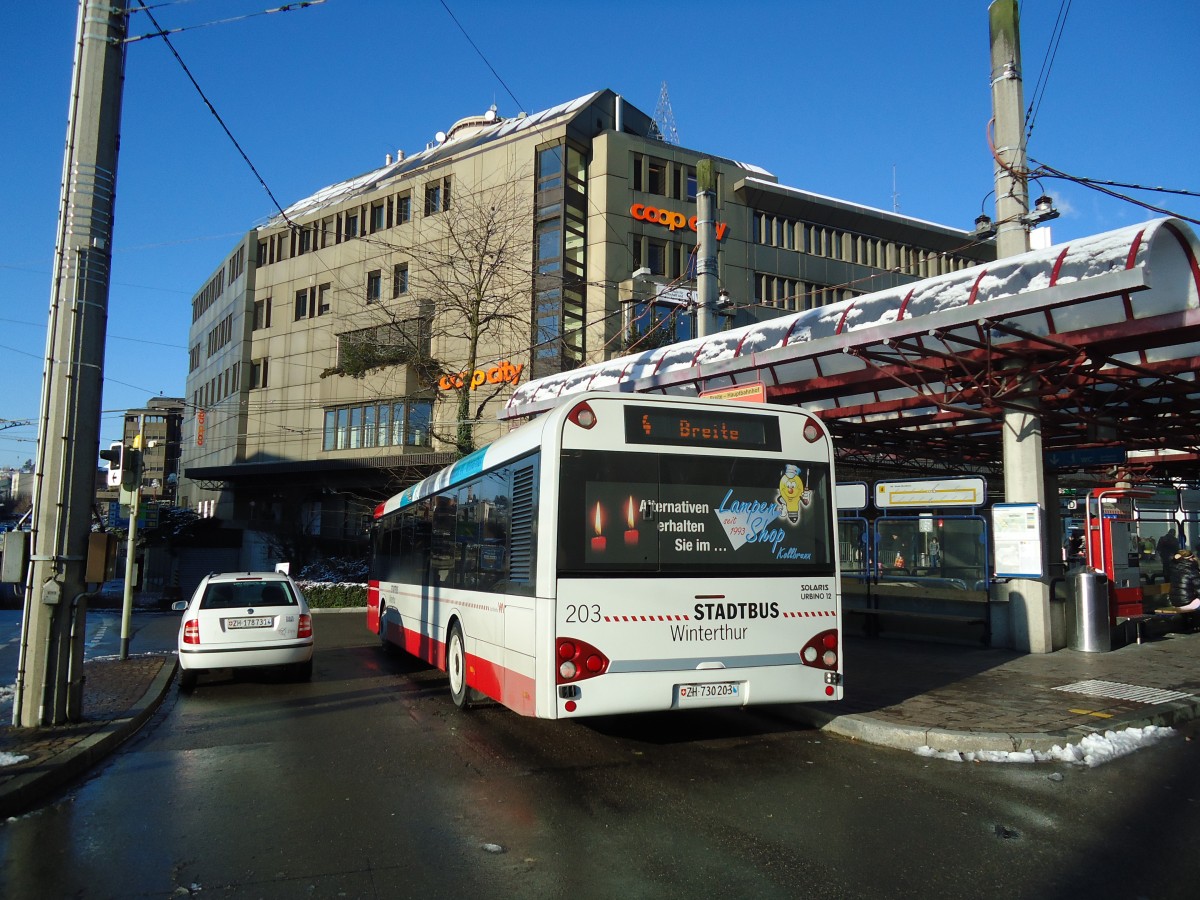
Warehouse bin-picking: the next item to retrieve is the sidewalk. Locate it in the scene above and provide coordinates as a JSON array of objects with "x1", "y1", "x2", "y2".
[
  {"x1": 0, "y1": 653, "x2": 176, "y2": 819},
  {"x1": 2, "y1": 625, "x2": 1199, "y2": 819}
]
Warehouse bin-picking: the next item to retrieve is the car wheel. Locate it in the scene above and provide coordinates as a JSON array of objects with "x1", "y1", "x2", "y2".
[
  {"x1": 179, "y1": 670, "x2": 197, "y2": 693},
  {"x1": 294, "y1": 659, "x2": 313, "y2": 682},
  {"x1": 447, "y1": 622, "x2": 473, "y2": 709}
]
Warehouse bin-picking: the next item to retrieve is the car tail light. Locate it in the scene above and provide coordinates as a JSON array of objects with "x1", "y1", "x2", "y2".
[
  {"x1": 298, "y1": 614, "x2": 312, "y2": 639},
  {"x1": 555, "y1": 636, "x2": 609, "y2": 683},
  {"x1": 800, "y1": 629, "x2": 838, "y2": 670},
  {"x1": 183, "y1": 619, "x2": 200, "y2": 645}
]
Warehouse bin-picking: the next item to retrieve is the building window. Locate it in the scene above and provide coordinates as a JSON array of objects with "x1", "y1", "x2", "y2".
[
  {"x1": 336, "y1": 312, "x2": 432, "y2": 372},
  {"x1": 647, "y1": 158, "x2": 666, "y2": 195},
  {"x1": 253, "y1": 298, "x2": 271, "y2": 331},
  {"x1": 537, "y1": 223, "x2": 561, "y2": 274},
  {"x1": 345, "y1": 212, "x2": 359, "y2": 238},
  {"x1": 298, "y1": 228, "x2": 312, "y2": 254},
  {"x1": 424, "y1": 182, "x2": 442, "y2": 216},
  {"x1": 317, "y1": 283, "x2": 330, "y2": 315},
  {"x1": 323, "y1": 399, "x2": 434, "y2": 452},
  {"x1": 250, "y1": 358, "x2": 269, "y2": 389},
  {"x1": 396, "y1": 194, "x2": 411, "y2": 224},
  {"x1": 537, "y1": 146, "x2": 563, "y2": 191},
  {"x1": 392, "y1": 263, "x2": 409, "y2": 298},
  {"x1": 295, "y1": 289, "x2": 309, "y2": 321},
  {"x1": 370, "y1": 203, "x2": 386, "y2": 233},
  {"x1": 366, "y1": 270, "x2": 382, "y2": 303},
  {"x1": 647, "y1": 239, "x2": 667, "y2": 276}
]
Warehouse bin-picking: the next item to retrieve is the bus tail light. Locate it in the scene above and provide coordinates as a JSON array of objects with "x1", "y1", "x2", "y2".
[
  {"x1": 183, "y1": 619, "x2": 200, "y2": 645},
  {"x1": 567, "y1": 401, "x2": 597, "y2": 429},
  {"x1": 556, "y1": 636, "x2": 609, "y2": 683},
  {"x1": 800, "y1": 629, "x2": 838, "y2": 670},
  {"x1": 802, "y1": 421, "x2": 823, "y2": 443}
]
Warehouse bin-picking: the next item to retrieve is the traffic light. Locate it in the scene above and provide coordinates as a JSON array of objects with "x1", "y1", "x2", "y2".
[
  {"x1": 121, "y1": 448, "x2": 142, "y2": 491},
  {"x1": 99, "y1": 442, "x2": 123, "y2": 488}
]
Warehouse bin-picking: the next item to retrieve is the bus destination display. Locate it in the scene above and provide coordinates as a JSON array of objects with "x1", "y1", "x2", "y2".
[{"x1": 624, "y1": 406, "x2": 781, "y2": 452}]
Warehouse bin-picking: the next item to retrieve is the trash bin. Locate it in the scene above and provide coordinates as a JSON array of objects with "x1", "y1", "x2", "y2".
[{"x1": 1068, "y1": 569, "x2": 1111, "y2": 652}]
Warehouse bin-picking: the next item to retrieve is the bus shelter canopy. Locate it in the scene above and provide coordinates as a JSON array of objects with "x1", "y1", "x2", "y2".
[{"x1": 504, "y1": 218, "x2": 1200, "y2": 482}]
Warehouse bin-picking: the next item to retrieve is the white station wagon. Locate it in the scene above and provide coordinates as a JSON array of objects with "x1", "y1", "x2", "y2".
[{"x1": 173, "y1": 571, "x2": 314, "y2": 692}]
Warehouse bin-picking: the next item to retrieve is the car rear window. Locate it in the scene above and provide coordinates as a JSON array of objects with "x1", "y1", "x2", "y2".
[{"x1": 200, "y1": 580, "x2": 296, "y2": 610}]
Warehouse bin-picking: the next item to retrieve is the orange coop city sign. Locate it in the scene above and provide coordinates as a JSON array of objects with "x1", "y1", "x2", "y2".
[
  {"x1": 438, "y1": 360, "x2": 525, "y2": 391},
  {"x1": 630, "y1": 203, "x2": 729, "y2": 242}
]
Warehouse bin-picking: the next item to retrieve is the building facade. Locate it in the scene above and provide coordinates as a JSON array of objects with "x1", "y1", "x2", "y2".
[{"x1": 180, "y1": 90, "x2": 993, "y2": 563}]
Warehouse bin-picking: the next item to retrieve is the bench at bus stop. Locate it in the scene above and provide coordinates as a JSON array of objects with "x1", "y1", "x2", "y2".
[
  {"x1": 1121, "y1": 606, "x2": 1200, "y2": 645},
  {"x1": 841, "y1": 574, "x2": 990, "y2": 644}
]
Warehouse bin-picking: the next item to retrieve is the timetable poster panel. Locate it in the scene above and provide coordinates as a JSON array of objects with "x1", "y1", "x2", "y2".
[{"x1": 993, "y1": 502, "x2": 1044, "y2": 578}]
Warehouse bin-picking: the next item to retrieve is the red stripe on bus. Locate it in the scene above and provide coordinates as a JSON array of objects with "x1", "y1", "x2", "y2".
[{"x1": 388, "y1": 621, "x2": 535, "y2": 717}]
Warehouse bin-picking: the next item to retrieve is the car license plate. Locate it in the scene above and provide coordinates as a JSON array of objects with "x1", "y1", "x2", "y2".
[
  {"x1": 677, "y1": 681, "x2": 742, "y2": 707},
  {"x1": 227, "y1": 617, "x2": 273, "y2": 629}
]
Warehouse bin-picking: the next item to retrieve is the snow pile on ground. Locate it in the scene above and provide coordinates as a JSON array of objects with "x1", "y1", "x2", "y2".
[
  {"x1": 915, "y1": 725, "x2": 1177, "y2": 767},
  {"x1": 0, "y1": 751, "x2": 30, "y2": 767}
]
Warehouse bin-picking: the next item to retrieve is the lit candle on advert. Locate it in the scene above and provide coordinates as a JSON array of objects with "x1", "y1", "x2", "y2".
[
  {"x1": 591, "y1": 502, "x2": 606, "y2": 551},
  {"x1": 624, "y1": 495, "x2": 639, "y2": 546}
]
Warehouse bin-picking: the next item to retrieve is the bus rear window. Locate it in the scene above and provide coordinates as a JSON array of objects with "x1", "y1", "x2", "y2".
[{"x1": 558, "y1": 450, "x2": 834, "y2": 576}]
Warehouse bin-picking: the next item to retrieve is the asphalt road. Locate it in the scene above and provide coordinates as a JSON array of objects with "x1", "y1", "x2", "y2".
[{"x1": 1, "y1": 611, "x2": 1198, "y2": 899}]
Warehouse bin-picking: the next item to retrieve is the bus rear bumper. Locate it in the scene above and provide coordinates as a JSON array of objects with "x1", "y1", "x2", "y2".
[{"x1": 554, "y1": 663, "x2": 841, "y2": 718}]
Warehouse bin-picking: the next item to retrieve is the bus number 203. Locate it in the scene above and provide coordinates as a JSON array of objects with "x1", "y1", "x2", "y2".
[{"x1": 565, "y1": 604, "x2": 603, "y2": 623}]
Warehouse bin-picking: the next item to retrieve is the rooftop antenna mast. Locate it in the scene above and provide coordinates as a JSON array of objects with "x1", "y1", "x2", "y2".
[
  {"x1": 653, "y1": 81, "x2": 680, "y2": 145},
  {"x1": 892, "y1": 165, "x2": 900, "y2": 213}
]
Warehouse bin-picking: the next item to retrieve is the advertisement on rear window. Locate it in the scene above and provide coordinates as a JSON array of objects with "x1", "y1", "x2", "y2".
[{"x1": 560, "y1": 450, "x2": 832, "y2": 574}]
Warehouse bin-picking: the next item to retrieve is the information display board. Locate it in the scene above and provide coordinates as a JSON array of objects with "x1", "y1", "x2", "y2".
[{"x1": 992, "y1": 502, "x2": 1044, "y2": 578}]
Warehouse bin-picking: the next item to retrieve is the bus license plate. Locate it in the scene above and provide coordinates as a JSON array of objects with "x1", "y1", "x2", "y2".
[
  {"x1": 228, "y1": 617, "x2": 273, "y2": 629},
  {"x1": 677, "y1": 682, "x2": 741, "y2": 707}
]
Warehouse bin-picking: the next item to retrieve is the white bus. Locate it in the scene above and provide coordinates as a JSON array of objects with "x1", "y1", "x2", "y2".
[{"x1": 368, "y1": 391, "x2": 842, "y2": 718}]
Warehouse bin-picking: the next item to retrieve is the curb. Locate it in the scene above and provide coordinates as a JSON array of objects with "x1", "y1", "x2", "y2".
[
  {"x1": 0, "y1": 658, "x2": 177, "y2": 820},
  {"x1": 799, "y1": 694, "x2": 1200, "y2": 756}
]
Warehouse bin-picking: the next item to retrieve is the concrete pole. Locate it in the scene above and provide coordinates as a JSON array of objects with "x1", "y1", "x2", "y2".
[
  {"x1": 999, "y1": 371, "x2": 1053, "y2": 653},
  {"x1": 695, "y1": 159, "x2": 719, "y2": 338},
  {"x1": 13, "y1": 0, "x2": 128, "y2": 726},
  {"x1": 120, "y1": 416, "x2": 144, "y2": 659},
  {"x1": 988, "y1": 0, "x2": 1031, "y2": 258},
  {"x1": 990, "y1": 1, "x2": 1051, "y2": 652}
]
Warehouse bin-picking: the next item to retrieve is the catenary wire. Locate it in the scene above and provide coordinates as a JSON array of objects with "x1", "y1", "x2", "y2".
[{"x1": 133, "y1": 0, "x2": 296, "y2": 226}]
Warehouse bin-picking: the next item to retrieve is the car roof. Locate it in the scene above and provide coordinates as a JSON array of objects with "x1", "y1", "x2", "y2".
[{"x1": 204, "y1": 571, "x2": 292, "y2": 584}]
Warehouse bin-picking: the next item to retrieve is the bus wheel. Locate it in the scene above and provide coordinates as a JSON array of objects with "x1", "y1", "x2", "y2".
[{"x1": 447, "y1": 622, "x2": 472, "y2": 709}]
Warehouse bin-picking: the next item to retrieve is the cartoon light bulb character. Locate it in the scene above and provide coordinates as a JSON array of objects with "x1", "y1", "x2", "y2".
[{"x1": 776, "y1": 464, "x2": 812, "y2": 524}]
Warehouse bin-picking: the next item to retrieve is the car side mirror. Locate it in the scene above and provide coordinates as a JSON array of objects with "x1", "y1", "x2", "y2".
[{"x1": 171, "y1": 600, "x2": 188, "y2": 612}]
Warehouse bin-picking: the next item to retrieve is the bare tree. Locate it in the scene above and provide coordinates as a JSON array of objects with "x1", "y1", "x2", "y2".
[
  {"x1": 414, "y1": 176, "x2": 534, "y2": 456},
  {"x1": 322, "y1": 169, "x2": 535, "y2": 459}
]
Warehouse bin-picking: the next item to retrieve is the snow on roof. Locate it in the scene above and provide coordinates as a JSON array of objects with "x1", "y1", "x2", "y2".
[
  {"x1": 263, "y1": 91, "x2": 607, "y2": 228},
  {"x1": 502, "y1": 217, "x2": 1200, "y2": 420}
]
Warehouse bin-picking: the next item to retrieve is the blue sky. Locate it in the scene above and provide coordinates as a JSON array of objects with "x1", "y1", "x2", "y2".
[{"x1": 2, "y1": 0, "x2": 1197, "y2": 470}]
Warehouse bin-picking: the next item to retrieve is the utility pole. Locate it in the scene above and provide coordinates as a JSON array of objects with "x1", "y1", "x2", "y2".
[
  {"x1": 988, "y1": 0, "x2": 1031, "y2": 258},
  {"x1": 13, "y1": 0, "x2": 128, "y2": 726},
  {"x1": 989, "y1": 0, "x2": 1052, "y2": 652},
  {"x1": 695, "y1": 159, "x2": 719, "y2": 338}
]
